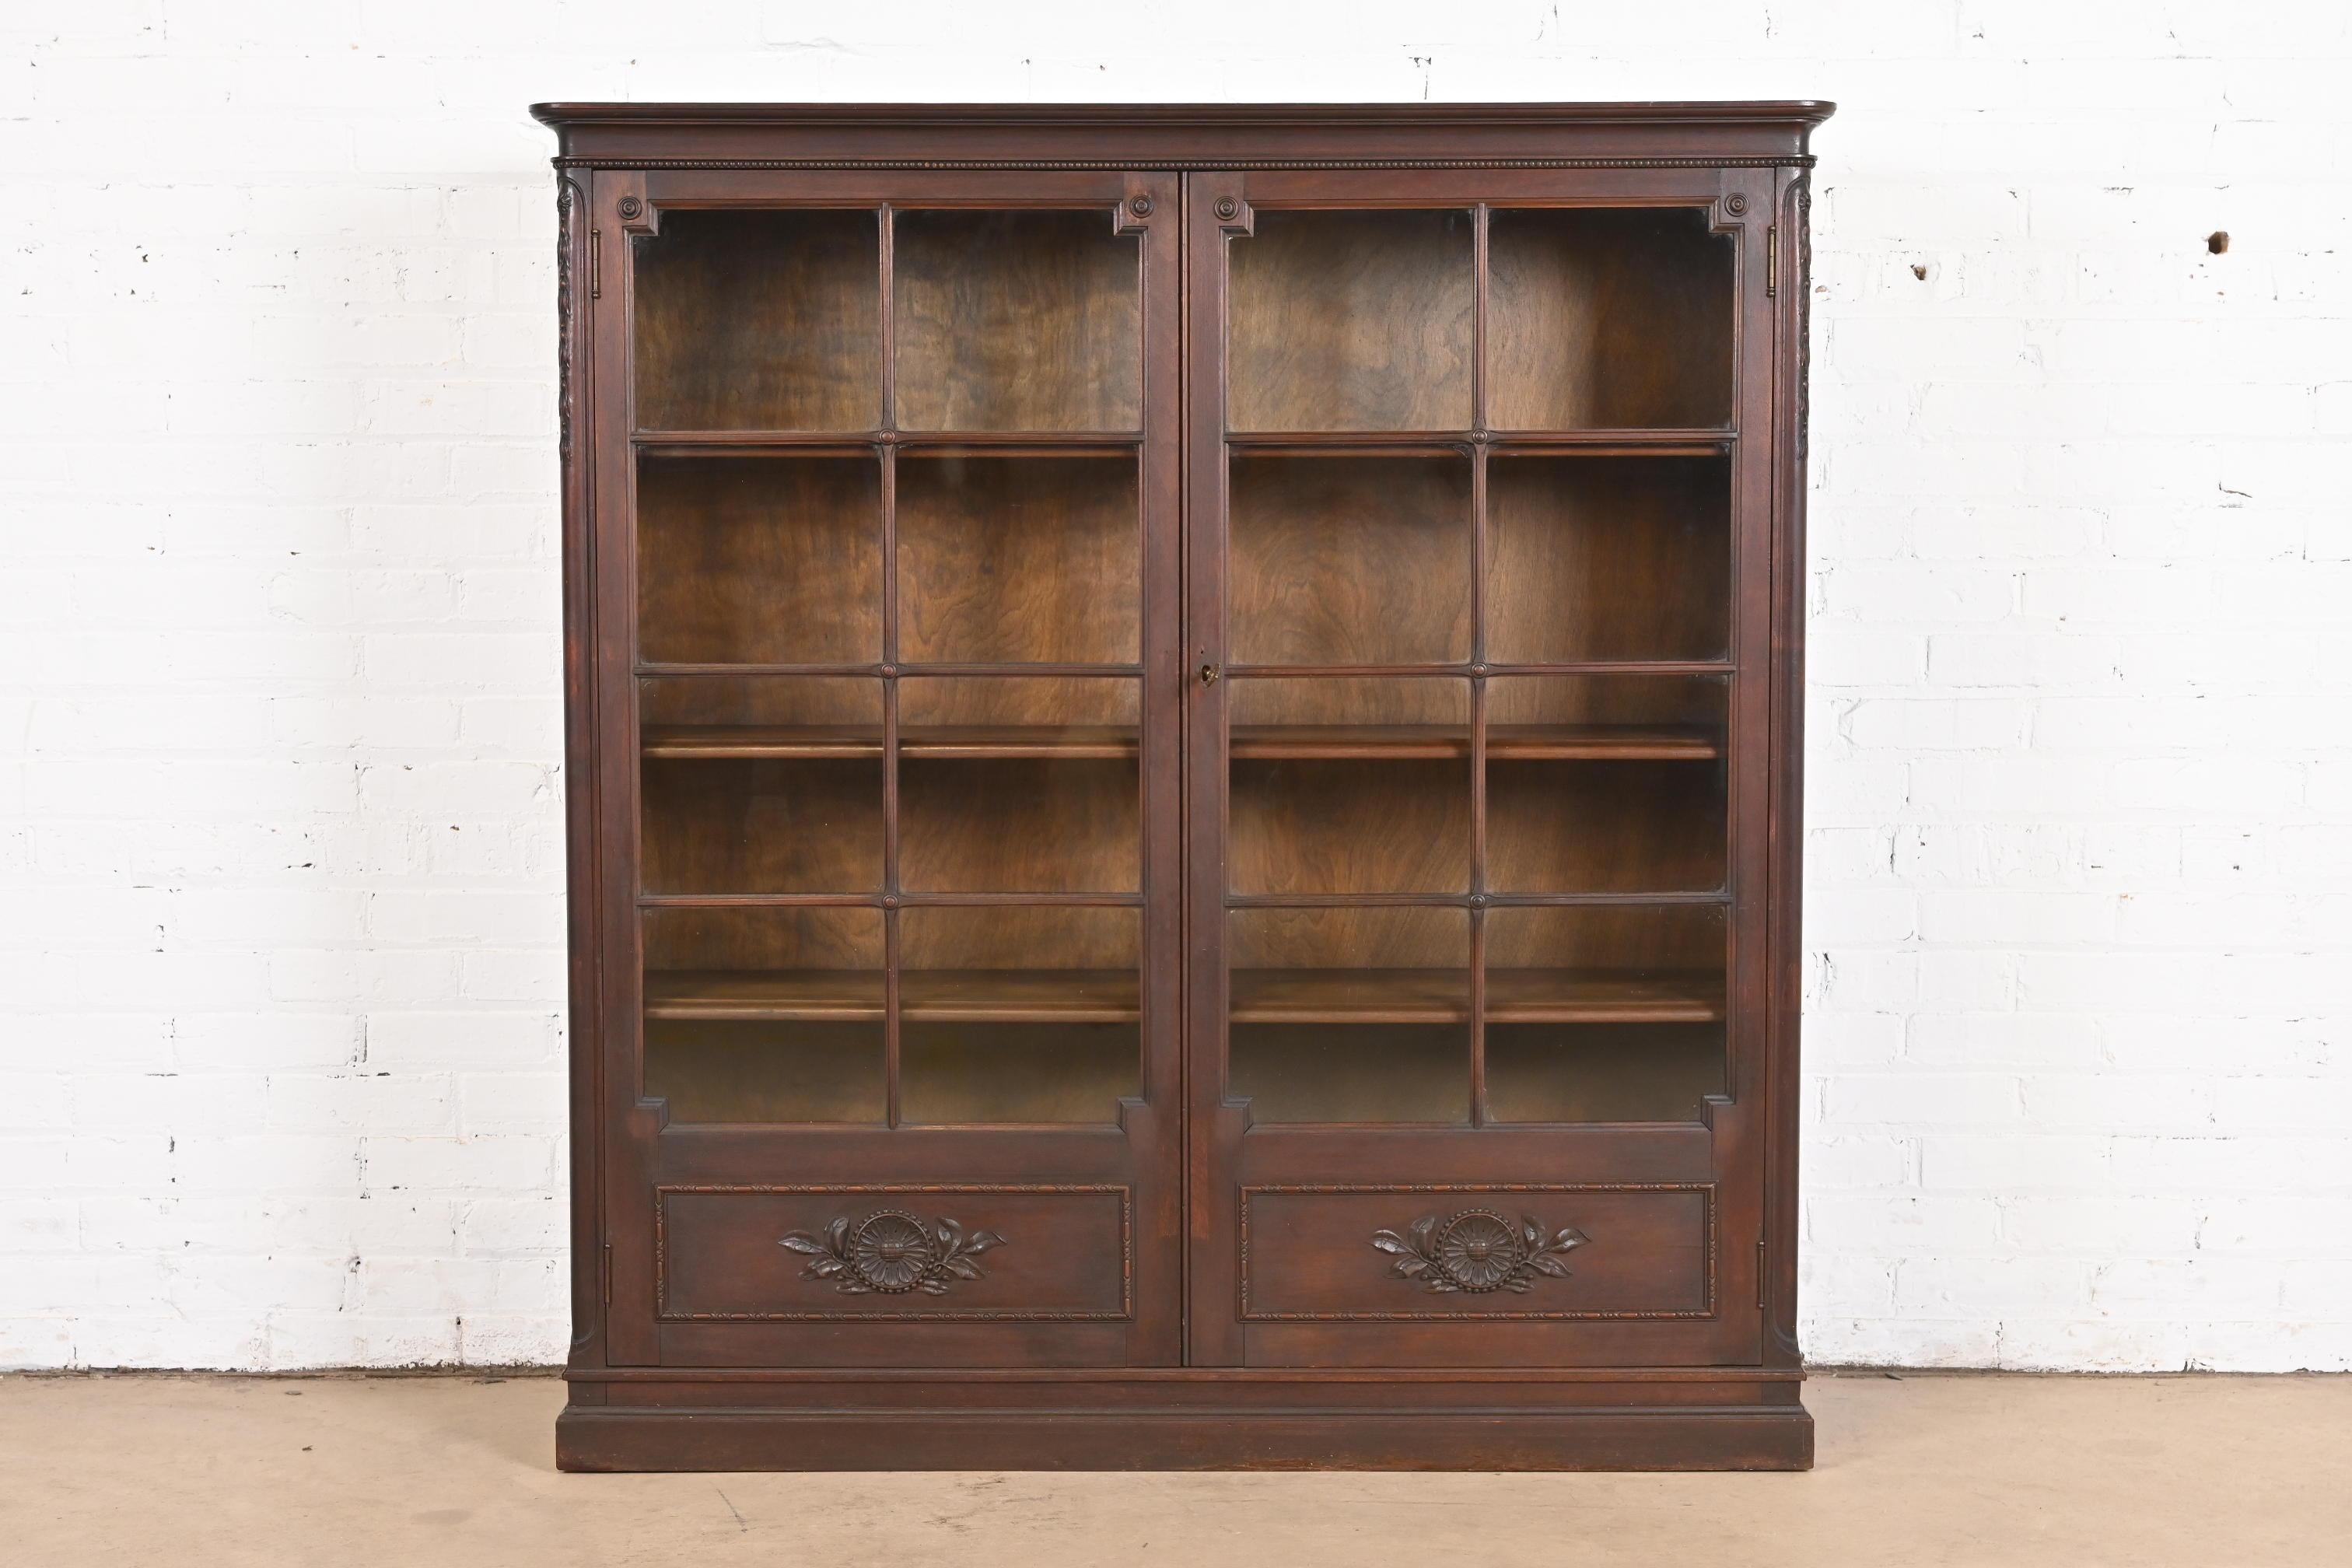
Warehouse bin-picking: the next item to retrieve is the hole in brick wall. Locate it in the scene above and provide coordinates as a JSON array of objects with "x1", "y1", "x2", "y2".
[{"x1": 2207, "y1": 231, "x2": 2229, "y2": 254}]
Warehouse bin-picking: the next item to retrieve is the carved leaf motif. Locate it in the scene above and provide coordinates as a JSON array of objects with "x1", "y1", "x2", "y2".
[
  {"x1": 779, "y1": 1210, "x2": 1009, "y2": 1297},
  {"x1": 1369, "y1": 1208, "x2": 1590, "y2": 1295}
]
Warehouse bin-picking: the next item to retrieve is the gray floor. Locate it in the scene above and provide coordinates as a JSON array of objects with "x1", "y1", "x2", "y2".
[{"x1": 2, "y1": 1370, "x2": 2344, "y2": 1565}]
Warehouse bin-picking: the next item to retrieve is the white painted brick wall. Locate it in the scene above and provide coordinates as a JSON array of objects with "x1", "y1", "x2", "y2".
[{"x1": 1, "y1": 1, "x2": 2344, "y2": 1371}]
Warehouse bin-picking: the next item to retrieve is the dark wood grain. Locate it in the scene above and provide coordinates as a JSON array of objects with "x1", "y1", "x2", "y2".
[
  {"x1": 894, "y1": 209, "x2": 1141, "y2": 432},
  {"x1": 1486, "y1": 455, "x2": 1731, "y2": 663},
  {"x1": 1487, "y1": 758, "x2": 1727, "y2": 894},
  {"x1": 639, "y1": 757, "x2": 884, "y2": 894},
  {"x1": 1231, "y1": 967, "x2": 1724, "y2": 1024},
  {"x1": 1228, "y1": 209, "x2": 1474, "y2": 432},
  {"x1": 636, "y1": 457, "x2": 883, "y2": 663},
  {"x1": 1489, "y1": 207, "x2": 1733, "y2": 430},
  {"x1": 1229, "y1": 758, "x2": 1470, "y2": 894},
  {"x1": 897, "y1": 455, "x2": 1139, "y2": 663},
  {"x1": 633, "y1": 208, "x2": 880, "y2": 432},
  {"x1": 645, "y1": 1020, "x2": 886, "y2": 1124},
  {"x1": 899, "y1": 757, "x2": 1138, "y2": 893},
  {"x1": 554, "y1": 107, "x2": 1823, "y2": 1472},
  {"x1": 1229, "y1": 455, "x2": 1472, "y2": 666},
  {"x1": 1486, "y1": 1023, "x2": 1727, "y2": 1123}
]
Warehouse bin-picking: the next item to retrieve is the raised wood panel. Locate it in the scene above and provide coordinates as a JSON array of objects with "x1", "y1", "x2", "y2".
[
  {"x1": 657, "y1": 1185, "x2": 1132, "y2": 1320},
  {"x1": 1239, "y1": 1185, "x2": 1712, "y2": 1319}
]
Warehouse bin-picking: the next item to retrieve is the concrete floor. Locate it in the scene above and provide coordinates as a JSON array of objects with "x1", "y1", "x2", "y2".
[{"x1": 1, "y1": 1372, "x2": 2344, "y2": 1565}]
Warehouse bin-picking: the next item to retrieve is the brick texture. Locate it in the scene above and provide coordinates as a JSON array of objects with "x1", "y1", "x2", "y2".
[{"x1": 0, "y1": 2, "x2": 2345, "y2": 1370}]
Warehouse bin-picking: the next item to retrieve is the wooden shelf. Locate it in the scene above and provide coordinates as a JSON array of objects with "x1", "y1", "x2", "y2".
[
  {"x1": 644, "y1": 968, "x2": 1140, "y2": 1024},
  {"x1": 642, "y1": 724, "x2": 1138, "y2": 761},
  {"x1": 633, "y1": 430, "x2": 1142, "y2": 457},
  {"x1": 1224, "y1": 429, "x2": 1734, "y2": 457},
  {"x1": 1232, "y1": 724, "x2": 1720, "y2": 761},
  {"x1": 645, "y1": 967, "x2": 1721, "y2": 1026},
  {"x1": 643, "y1": 723, "x2": 1720, "y2": 762},
  {"x1": 1231, "y1": 968, "x2": 1725, "y2": 1025}
]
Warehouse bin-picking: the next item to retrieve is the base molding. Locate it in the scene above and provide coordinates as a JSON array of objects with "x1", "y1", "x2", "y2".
[{"x1": 556, "y1": 1374, "x2": 1813, "y2": 1471}]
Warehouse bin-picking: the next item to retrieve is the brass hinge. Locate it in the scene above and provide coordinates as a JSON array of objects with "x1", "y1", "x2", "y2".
[
  {"x1": 1757, "y1": 1240, "x2": 1768, "y2": 1309},
  {"x1": 1766, "y1": 226, "x2": 1777, "y2": 297},
  {"x1": 590, "y1": 229, "x2": 602, "y2": 299},
  {"x1": 601, "y1": 1240, "x2": 613, "y2": 1305}
]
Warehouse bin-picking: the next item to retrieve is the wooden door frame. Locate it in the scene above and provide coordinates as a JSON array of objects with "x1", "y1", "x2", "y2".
[
  {"x1": 1182, "y1": 164, "x2": 1785, "y2": 1369},
  {"x1": 583, "y1": 166, "x2": 1189, "y2": 1368}
]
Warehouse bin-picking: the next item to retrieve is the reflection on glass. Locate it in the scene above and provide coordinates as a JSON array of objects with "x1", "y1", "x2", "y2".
[
  {"x1": 637, "y1": 456, "x2": 882, "y2": 666},
  {"x1": 1483, "y1": 905, "x2": 1727, "y2": 1122},
  {"x1": 1227, "y1": 209, "x2": 1474, "y2": 432},
  {"x1": 632, "y1": 208, "x2": 881, "y2": 432},
  {"x1": 898, "y1": 906, "x2": 1139, "y2": 1125},
  {"x1": 1228, "y1": 907, "x2": 1469, "y2": 1124},
  {"x1": 1487, "y1": 207, "x2": 1734, "y2": 431},
  {"x1": 1486, "y1": 455, "x2": 1730, "y2": 664},
  {"x1": 897, "y1": 454, "x2": 1139, "y2": 663},
  {"x1": 642, "y1": 907, "x2": 886, "y2": 1124},
  {"x1": 894, "y1": 210, "x2": 1141, "y2": 432}
]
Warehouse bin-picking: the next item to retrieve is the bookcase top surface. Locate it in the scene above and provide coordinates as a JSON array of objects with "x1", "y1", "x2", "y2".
[{"x1": 531, "y1": 100, "x2": 1833, "y2": 166}]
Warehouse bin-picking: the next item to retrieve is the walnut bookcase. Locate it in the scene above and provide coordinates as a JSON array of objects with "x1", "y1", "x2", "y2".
[{"x1": 537, "y1": 101, "x2": 1830, "y2": 1472}]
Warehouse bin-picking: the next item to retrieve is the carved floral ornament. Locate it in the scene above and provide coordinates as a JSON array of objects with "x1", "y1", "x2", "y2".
[
  {"x1": 781, "y1": 1210, "x2": 1006, "y2": 1296},
  {"x1": 1371, "y1": 1208, "x2": 1590, "y2": 1294}
]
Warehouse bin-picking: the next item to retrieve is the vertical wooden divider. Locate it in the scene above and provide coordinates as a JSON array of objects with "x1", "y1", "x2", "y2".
[
  {"x1": 878, "y1": 202, "x2": 902, "y2": 1129},
  {"x1": 1468, "y1": 202, "x2": 1492, "y2": 1129}
]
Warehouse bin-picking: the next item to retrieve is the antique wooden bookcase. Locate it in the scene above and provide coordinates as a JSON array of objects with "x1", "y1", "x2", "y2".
[{"x1": 537, "y1": 102, "x2": 1830, "y2": 1472}]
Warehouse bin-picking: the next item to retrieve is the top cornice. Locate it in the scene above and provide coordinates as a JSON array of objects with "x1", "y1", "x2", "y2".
[{"x1": 529, "y1": 100, "x2": 1832, "y2": 170}]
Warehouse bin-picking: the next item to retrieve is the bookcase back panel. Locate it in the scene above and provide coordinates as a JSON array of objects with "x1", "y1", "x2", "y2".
[
  {"x1": 1227, "y1": 208, "x2": 1474, "y2": 432},
  {"x1": 1228, "y1": 454, "x2": 1472, "y2": 666},
  {"x1": 1487, "y1": 207, "x2": 1734, "y2": 430},
  {"x1": 632, "y1": 208, "x2": 883, "y2": 432},
  {"x1": 893, "y1": 209, "x2": 1143, "y2": 432},
  {"x1": 636, "y1": 456, "x2": 883, "y2": 664},
  {"x1": 897, "y1": 453, "x2": 1140, "y2": 664}
]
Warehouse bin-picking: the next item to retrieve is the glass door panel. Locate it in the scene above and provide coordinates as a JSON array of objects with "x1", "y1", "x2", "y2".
[
  {"x1": 893, "y1": 209, "x2": 1143, "y2": 432},
  {"x1": 1486, "y1": 454, "x2": 1731, "y2": 664},
  {"x1": 628, "y1": 194, "x2": 1159, "y2": 1129},
  {"x1": 1198, "y1": 184, "x2": 1752, "y2": 1369},
  {"x1": 1482, "y1": 904, "x2": 1728, "y2": 1124},
  {"x1": 641, "y1": 905, "x2": 886, "y2": 1125},
  {"x1": 897, "y1": 453, "x2": 1140, "y2": 663},
  {"x1": 1227, "y1": 453, "x2": 1471, "y2": 666},
  {"x1": 1486, "y1": 207, "x2": 1733, "y2": 430},
  {"x1": 632, "y1": 208, "x2": 881, "y2": 432},
  {"x1": 899, "y1": 905, "x2": 1142, "y2": 1125},
  {"x1": 1227, "y1": 208, "x2": 1473, "y2": 431},
  {"x1": 1229, "y1": 907, "x2": 1471, "y2": 1124}
]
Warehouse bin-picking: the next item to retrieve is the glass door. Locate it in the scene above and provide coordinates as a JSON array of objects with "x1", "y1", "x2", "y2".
[
  {"x1": 599, "y1": 173, "x2": 1182, "y2": 1367},
  {"x1": 1186, "y1": 171, "x2": 1771, "y2": 1367}
]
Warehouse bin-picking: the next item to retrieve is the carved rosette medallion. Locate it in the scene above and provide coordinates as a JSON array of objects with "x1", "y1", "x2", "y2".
[
  {"x1": 1370, "y1": 1209, "x2": 1590, "y2": 1294},
  {"x1": 780, "y1": 1210, "x2": 1006, "y2": 1296}
]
